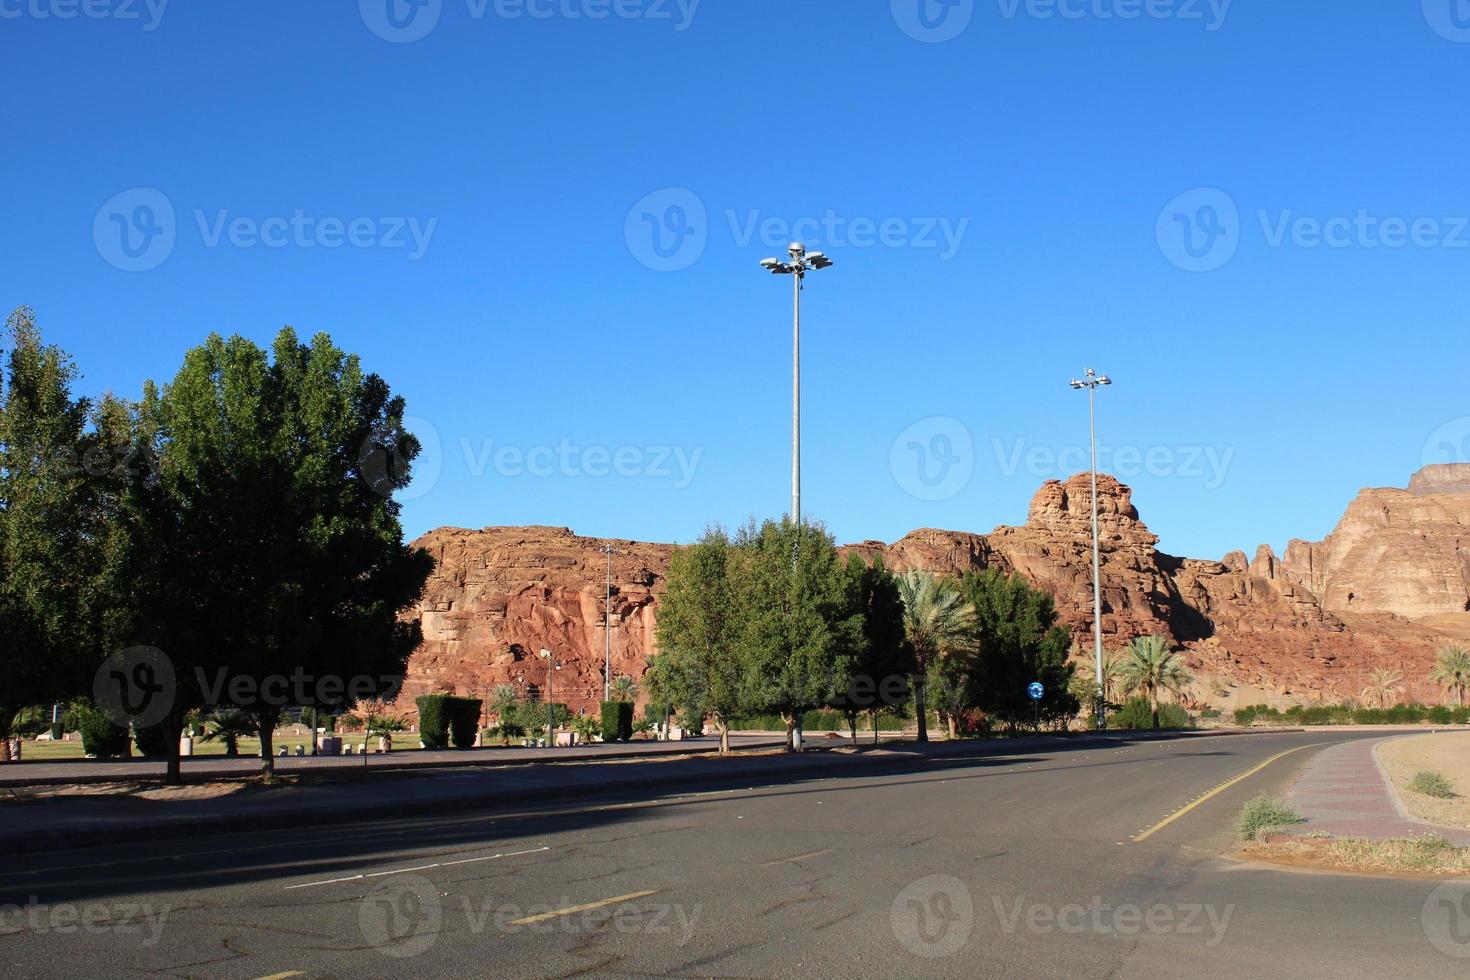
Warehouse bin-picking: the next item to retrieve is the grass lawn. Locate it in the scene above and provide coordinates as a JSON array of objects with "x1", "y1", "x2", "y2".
[
  {"x1": 1377, "y1": 732, "x2": 1470, "y2": 830},
  {"x1": 17, "y1": 730, "x2": 371, "y2": 762}
]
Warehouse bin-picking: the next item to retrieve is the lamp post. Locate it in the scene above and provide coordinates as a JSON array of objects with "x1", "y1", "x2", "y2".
[
  {"x1": 759, "y1": 243, "x2": 834, "y2": 527},
  {"x1": 538, "y1": 648, "x2": 561, "y2": 747},
  {"x1": 603, "y1": 544, "x2": 618, "y2": 703},
  {"x1": 1070, "y1": 368, "x2": 1112, "y2": 728}
]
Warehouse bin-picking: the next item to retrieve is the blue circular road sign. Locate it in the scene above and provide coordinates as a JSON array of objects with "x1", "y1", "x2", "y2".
[{"x1": 1027, "y1": 682, "x2": 1045, "y2": 701}]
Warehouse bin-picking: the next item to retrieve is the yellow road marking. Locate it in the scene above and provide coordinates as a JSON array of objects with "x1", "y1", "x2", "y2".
[
  {"x1": 508, "y1": 890, "x2": 660, "y2": 926},
  {"x1": 1132, "y1": 744, "x2": 1319, "y2": 842}
]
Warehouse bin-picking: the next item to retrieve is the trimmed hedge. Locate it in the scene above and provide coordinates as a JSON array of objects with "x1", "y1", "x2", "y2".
[
  {"x1": 133, "y1": 722, "x2": 172, "y2": 757},
  {"x1": 417, "y1": 695, "x2": 483, "y2": 749},
  {"x1": 416, "y1": 695, "x2": 452, "y2": 749},
  {"x1": 731, "y1": 709, "x2": 906, "y2": 732},
  {"x1": 600, "y1": 701, "x2": 633, "y2": 742},
  {"x1": 1234, "y1": 702, "x2": 1470, "y2": 727},
  {"x1": 447, "y1": 697, "x2": 482, "y2": 748},
  {"x1": 78, "y1": 707, "x2": 130, "y2": 758},
  {"x1": 1111, "y1": 697, "x2": 1191, "y2": 731}
]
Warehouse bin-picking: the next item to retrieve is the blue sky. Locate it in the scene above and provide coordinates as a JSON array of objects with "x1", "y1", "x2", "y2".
[{"x1": 4, "y1": 0, "x2": 1469, "y2": 560}]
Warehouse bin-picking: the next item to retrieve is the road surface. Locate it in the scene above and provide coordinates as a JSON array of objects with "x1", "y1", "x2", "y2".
[{"x1": 1, "y1": 731, "x2": 1465, "y2": 978}]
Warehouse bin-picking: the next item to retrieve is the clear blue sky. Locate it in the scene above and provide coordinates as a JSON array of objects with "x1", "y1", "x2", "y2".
[{"x1": 5, "y1": 1, "x2": 1469, "y2": 560}]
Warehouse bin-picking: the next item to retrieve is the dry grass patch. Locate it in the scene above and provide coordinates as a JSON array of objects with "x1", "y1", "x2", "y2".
[
  {"x1": 1245, "y1": 834, "x2": 1470, "y2": 875},
  {"x1": 1377, "y1": 732, "x2": 1470, "y2": 829}
]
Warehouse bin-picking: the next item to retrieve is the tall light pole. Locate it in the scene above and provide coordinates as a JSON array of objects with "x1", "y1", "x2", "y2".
[
  {"x1": 602, "y1": 544, "x2": 618, "y2": 703},
  {"x1": 1070, "y1": 368, "x2": 1112, "y2": 728},
  {"x1": 760, "y1": 243, "x2": 834, "y2": 527},
  {"x1": 538, "y1": 648, "x2": 561, "y2": 746}
]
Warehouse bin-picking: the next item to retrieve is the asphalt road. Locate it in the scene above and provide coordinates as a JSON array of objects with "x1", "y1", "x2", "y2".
[{"x1": 2, "y1": 730, "x2": 1466, "y2": 978}]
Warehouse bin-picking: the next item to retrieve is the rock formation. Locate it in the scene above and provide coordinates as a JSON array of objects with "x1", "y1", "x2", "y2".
[{"x1": 400, "y1": 467, "x2": 1470, "y2": 718}]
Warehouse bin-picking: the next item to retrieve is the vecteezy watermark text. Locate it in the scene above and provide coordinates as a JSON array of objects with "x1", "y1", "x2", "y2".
[
  {"x1": 461, "y1": 438, "x2": 702, "y2": 489},
  {"x1": 0, "y1": 898, "x2": 170, "y2": 946},
  {"x1": 993, "y1": 896, "x2": 1234, "y2": 945},
  {"x1": 992, "y1": 437, "x2": 1235, "y2": 488},
  {"x1": 360, "y1": 0, "x2": 700, "y2": 43},
  {"x1": 0, "y1": 0, "x2": 168, "y2": 30}
]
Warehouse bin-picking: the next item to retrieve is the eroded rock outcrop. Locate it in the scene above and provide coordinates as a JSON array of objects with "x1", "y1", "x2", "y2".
[{"x1": 400, "y1": 469, "x2": 1470, "y2": 716}]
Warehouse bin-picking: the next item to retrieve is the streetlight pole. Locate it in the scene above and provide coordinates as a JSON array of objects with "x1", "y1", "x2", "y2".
[
  {"x1": 1070, "y1": 368, "x2": 1112, "y2": 728},
  {"x1": 539, "y1": 648, "x2": 560, "y2": 747},
  {"x1": 760, "y1": 243, "x2": 834, "y2": 527},
  {"x1": 603, "y1": 544, "x2": 617, "y2": 703}
]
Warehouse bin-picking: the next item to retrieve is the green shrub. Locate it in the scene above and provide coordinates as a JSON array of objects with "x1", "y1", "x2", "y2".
[
  {"x1": 447, "y1": 697, "x2": 482, "y2": 748},
  {"x1": 1109, "y1": 697, "x2": 1189, "y2": 730},
  {"x1": 489, "y1": 722, "x2": 526, "y2": 745},
  {"x1": 1455, "y1": 707, "x2": 1470, "y2": 725},
  {"x1": 520, "y1": 701, "x2": 571, "y2": 733},
  {"x1": 1428, "y1": 706, "x2": 1454, "y2": 725},
  {"x1": 570, "y1": 714, "x2": 602, "y2": 743},
  {"x1": 49, "y1": 720, "x2": 64, "y2": 741},
  {"x1": 1239, "y1": 796, "x2": 1304, "y2": 840},
  {"x1": 77, "y1": 707, "x2": 129, "y2": 758},
  {"x1": 1409, "y1": 770, "x2": 1457, "y2": 799},
  {"x1": 132, "y1": 722, "x2": 171, "y2": 757},
  {"x1": 600, "y1": 701, "x2": 633, "y2": 742},
  {"x1": 730, "y1": 710, "x2": 907, "y2": 732},
  {"x1": 680, "y1": 704, "x2": 704, "y2": 737},
  {"x1": 415, "y1": 695, "x2": 452, "y2": 749}
]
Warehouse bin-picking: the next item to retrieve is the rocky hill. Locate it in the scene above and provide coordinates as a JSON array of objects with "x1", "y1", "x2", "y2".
[{"x1": 401, "y1": 466, "x2": 1470, "y2": 716}]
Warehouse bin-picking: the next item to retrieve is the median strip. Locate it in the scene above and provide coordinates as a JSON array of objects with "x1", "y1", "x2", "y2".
[{"x1": 1132, "y1": 744, "x2": 1319, "y2": 842}]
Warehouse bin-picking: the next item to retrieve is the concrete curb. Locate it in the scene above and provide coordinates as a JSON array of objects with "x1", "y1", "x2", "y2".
[{"x1": 0, "y1": 727, "x2": 1274, "y2": 857}]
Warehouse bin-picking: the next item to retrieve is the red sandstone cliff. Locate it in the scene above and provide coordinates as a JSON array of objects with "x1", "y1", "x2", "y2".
[{"x1": 401, "y1": 467, "x2": 1470, "y2": 716}]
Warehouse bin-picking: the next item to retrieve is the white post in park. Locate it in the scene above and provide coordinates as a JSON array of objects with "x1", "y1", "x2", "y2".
[{"x1": 1070, "y1": 368, "x2": 1113, "y2": 728}]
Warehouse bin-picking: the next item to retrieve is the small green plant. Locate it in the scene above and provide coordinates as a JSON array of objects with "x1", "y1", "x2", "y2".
[
  {"x1": 199, "y1": 710, "x2": 259, "y2": 757},
  {"x1": 1239, "y1": 795, "x2": 1304, "y2": 840},
  {"x1": 570, "y1": 714, "x2": 602, "y2": 744},
  {"x1": 1409, "y1": 770, "x2": 1457, "y2": 799}
]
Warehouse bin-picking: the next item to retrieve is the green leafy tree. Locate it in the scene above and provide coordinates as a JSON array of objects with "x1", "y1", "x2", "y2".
[
  {"x1": 896, "y1": 571, "x2": 976, "y2": 743},
  {"x1": 648, "y1": 527, "x2": 743, "y2": 754},
  {"x1": 831, "y1": 555, "x2": 914, "y2": 742},
  {"x1": 113, "y1": 330, "x2": 433, "y2": 780},
  {"x1": 1430, "y1": 645, "x2": 1470, "y2": 707},
  {"x1": 488, "y1": 683, "x2": 521, "y2": 724},
  {"x1": 0, "y1": 309, "x2": 106, "y2": 761},
  {"x1": 1117, "y1": 635, "x2": 1194, "y2": 729},
  {"x1": 728, "y1": 519, "x2": 857, "y2": 752},
  {"x1": 960, "y1": 569, "x2": 1077, "y2": 731}
]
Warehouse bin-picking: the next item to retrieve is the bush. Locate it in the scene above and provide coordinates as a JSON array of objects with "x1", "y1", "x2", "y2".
[
  {"x1": 77, "y1": 707, "x2": 129, "y2": 758},
  {"x1": 415, "y1": 695, "x2": 452, "y2": 749},
  {"x1": 447, "y1": 697, "x2": 482, "y2": 748},
  {"x1": 1410, "y1": 770, "x2": 1457, "y2": 799},
  {"x1": 1428, "y1": 706, "x2": 1454, "y2": 725},
  {"x1": 1239, "y1": 796, "x2": 1303, "y2": 840},
  {"x1": 133, "y1": 722, "x2": 172, "y2": 757},
  {"x1": 49, "y1": 720, "x2": 64, "y2": 741},
  {"x1": 600, "y1": 701, "x2": 633, "y2": 743},
  {"x1": 680, "y1": 704, "x2": 704, "y2": 737},
  {"x1": 570, "y1": 714, "x2": 602, "y2": 744},
  {"x1": 1456, "y1": 707, "x2": 1470, "y2": 726},
  {"x1": 490, "y1": 722, "x2": 526, "y2": 745},
  {"x1": 1110, "y1": 697, "x2": 1190, "y2": 730},
  {"x1": 520, "y1": 702, "x2": 571, "y2": 734}
]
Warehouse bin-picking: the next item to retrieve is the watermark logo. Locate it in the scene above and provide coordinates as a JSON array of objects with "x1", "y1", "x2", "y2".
[
  {"x1": 992, "y1": 437, "x2": 1234, "y2": 489},
  {"x1": 359, "y1": 416, "x2": 443, "y2": 501},
  {"x1": 462, "y1": 437, "x2": 702, "y2": 489},
  {"x1": 891, "y1": 874, "x2": 974, "y2": 958},
  {"x1": 625, "y1": 188, "x2": 708, "y2": 272},
  {"x1": 93, "y1": 646, "x2": 176, "y2": 729},
  {"x1": 0, "y1": 0, "x2": 168, "y2": 30},
  {"x1": 1424, "y1": 0, "x2": 1470, "y2": 43},
  {"x1": 0, "y1": 898, "x2": 170, "y2": 946},
  {"x1": 729, "y1": 209, "x2": 969, "y2": 261},
  {"x1": 996, "y1": 0, "x2": 1231, "y2": 30},
  {"x1": 1423, "y1": 417, "x2": 1470, "y2": 469},
  {"x1": 892, "y1": 0, "x2": 974, "y2": 43},
  {"x1": 94, "y1": 188, "x2": 176, "y2": 272},
  {"x1": 891, "y1": 417, "x2": 974, "y2": 501},
  {"x1": 993, "y1": 896, "x2": 1233, "y2": 945},
  {"x1": 1157, "y1": 187, "x2": 1238, "y2": 272},
  {"x1": 360, "y1": 875, "x2": 442, "y2": 958},
  {"x1": 360, "y1": 0, "x2": 442, "y2": 42},
  {"x1": 1422, "y1": 881, "x2": 1470, "y2": 958}
]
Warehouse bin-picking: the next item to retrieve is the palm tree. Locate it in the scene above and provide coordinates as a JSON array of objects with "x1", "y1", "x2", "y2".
[
  {"x1": 896, "y1": 571, "x2": 976, "y2": 743},
  {"x1": 198, "y1": 710, "x2": 259, "y2": 758},
  {"x1": 1360, "y1": 667, "x2": 1404, "y2": 710},
  {"x1": 1430, "y1": 645, "x2": 1470, "y2": 707},
  {"x1": 1118, "y1": 635, "x2": 1194, "y2": 729},
  {"x1": 488, "y1": 683, "x2": 521, "y2": 725},
  {"x1": 610, "y1": 675, "x2": 638, "y2": 704}
]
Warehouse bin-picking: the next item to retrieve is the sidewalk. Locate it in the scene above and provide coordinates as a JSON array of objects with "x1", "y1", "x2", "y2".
[
  {"x1": 0, "y1": 734, "x2": 787, "y2": 788},
  {"x1": 1283, "y1": 734, "x2": 1470, "y2": 844},
  {"x1": 0, "y1": 728, "x2": 1255, "y2": 856}
]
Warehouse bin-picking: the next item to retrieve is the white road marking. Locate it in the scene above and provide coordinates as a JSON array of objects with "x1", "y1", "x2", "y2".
[{"x1": 283, "y1": 846, "x2": 551, "y2": 890}]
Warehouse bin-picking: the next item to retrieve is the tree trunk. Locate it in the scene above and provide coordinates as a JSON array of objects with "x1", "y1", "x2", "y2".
[
  {"x1": 848, "y1": 714, "x2": 858, "y2": 744},
  {"x1": 913, "y1": 674, "x2": 929, "y2": 743},
  {"x1": 163, "y1": 708, "x2": 183, "y2": 786},
  {"x1": 872, "y1": 713, "x2": 879, "y2": 745},
  {"x1": 256, "y1": 707, "x2": 280, "y2": 780},
  {"x1": 947, "y1": 714, "x2": 959, "y2": 740},
  {"x1": 784, "y1": 715, "x2": 795, "y2": 752},
  {"x1": 718, "y1": 718, "x2": 729, "y2": 756},
  {"x1": 0, "y1": 705, "x2": 14, "y2": 762},
  {"x1": 1151, "y1": 697, "x2": 1160, "y2": 730}
]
